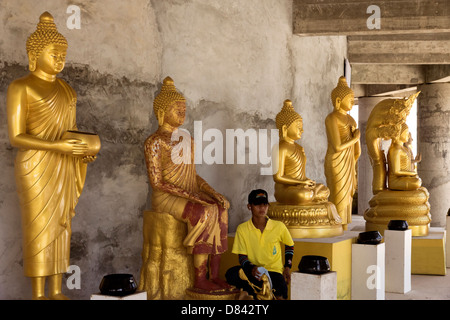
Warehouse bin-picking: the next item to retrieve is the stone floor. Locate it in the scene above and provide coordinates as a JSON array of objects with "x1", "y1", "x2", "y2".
[{"x1": 349, "y1": 215, "x2": 450, "y2": 300}]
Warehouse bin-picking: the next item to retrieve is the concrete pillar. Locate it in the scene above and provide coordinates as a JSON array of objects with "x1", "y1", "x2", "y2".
[
  {"x1": 417, "y1": 83, "x2": 450, "y2": 228},
  {"x1": 357, "y1": 97, "x2": 387, "y2": 217}
]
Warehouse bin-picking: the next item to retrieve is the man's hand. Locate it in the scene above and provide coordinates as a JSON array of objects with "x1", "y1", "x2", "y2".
[
  {"x1": 283, "y1": 267, "x2": 291, "y2": 285},
  {"x1": 252, "y1": 266, "x2": 269, "y2": 281}
]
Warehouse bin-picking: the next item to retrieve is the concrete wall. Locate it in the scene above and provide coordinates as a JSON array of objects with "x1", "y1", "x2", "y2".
[
  {"x1": 0, "y1": 0, "x2": 347, "y2": 299},
  {"x1": 417, "y1": 83, "x2": 450, "y2": 227}
]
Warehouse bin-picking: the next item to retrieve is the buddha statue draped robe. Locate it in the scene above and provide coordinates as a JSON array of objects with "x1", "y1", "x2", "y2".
[
  {"x1": 15, "y1": 79, "x2": 84, "y2": 277},
  {"x1": 324, "y1": 118, "x2": 358, "y2": 226},
  {"x1": 145, "y1": 131, "x2": 228, "y2": 255}
]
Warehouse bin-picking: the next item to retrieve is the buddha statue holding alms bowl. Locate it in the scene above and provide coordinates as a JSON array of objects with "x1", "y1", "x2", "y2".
[
  {"x1": 267, "y1": 100, "x2": 343, "y2": 238},
  {"x1": 364, "y1": 95, "x2": 431, "y2": 236},
  {"x1": 6, "y1": 12, "x2": 99, "y2": 300}
]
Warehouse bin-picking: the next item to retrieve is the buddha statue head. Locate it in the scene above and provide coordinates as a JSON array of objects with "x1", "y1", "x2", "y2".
[
  {"x1": 275, "y1": 99, "x2": 303, "y2": 141},
  {"x1": 389, "y1": 91, "x2": 420, "y2": 125},
  {"x1": 26, "y1": 12, "x2": 68, "y2": 73},
  {"x1": 153, "y1": 77, "x2": 187, "y2": 127},
  {"x1": 331, "y1": 76, "x2": 354, "y2": 112},
  {"x1": 392, "y1": 123, "x2": 410, "y2": 144}
]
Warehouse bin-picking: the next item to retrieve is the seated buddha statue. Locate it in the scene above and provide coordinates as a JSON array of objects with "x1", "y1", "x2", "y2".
[
  {"x1": 274, "y1": 100, "x2": 330, "y2": 204},
  {"x1": 139, "y1": 77, "x2": 236, "y2": 299},
  {"x1": 267, "y1": 100, "x2": 343, "y2": 238},
  {"x1": 364, "y1": 96, "x2": 431, "y2": 236},
  {"x1": 387, "y1": 124, "x2": 422, "y2": 191},
  {"x1": 365, "y1": 92, "x2": 420, "y2": 194}
]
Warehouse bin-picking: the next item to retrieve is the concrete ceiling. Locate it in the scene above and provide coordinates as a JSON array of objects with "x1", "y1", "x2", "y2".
[{"x1": 293, "y1": 0, "x2": 450, "y2": 97}]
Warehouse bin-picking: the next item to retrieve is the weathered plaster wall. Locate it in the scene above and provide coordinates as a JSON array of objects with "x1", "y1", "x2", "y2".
[
  {"x1": 0, "y1": 0, "x2": 347, "y2": 299},
  {"x1": 417, "y1": 83, "x2": 450, "y2": 227}
]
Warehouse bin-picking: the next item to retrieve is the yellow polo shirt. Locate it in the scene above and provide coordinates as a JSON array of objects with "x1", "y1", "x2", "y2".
[{"x1": 232, "y1": 218, "x2": 294, "y2": 275}]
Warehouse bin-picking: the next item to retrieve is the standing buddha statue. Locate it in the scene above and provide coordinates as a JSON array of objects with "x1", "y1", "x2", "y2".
[
  {"x1": 6, "y1": 12, "x2": 99, "y2": 300},
  {"x1": 325, "y1": 76, "x2": 361, "y2": 230},
  {"x1": 267, "y1": 100, "x2": 343, "y2": 238}
]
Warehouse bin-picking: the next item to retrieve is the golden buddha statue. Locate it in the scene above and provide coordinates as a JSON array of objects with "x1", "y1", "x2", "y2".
[
  {"x1": 267, "y1": 100, "x2": 343, "y2": 238},
  {"x1": 324, "y1": 77, "x2": 361, "y2": 229},
  {"x1": 6, "y1": 12, "x2": 99, "y2": 300},
  {"x1": 404, "y1": 132, "x2": 421, "y2": 172},
  {"x1": 387, "y1": 124, "x2": 422, "y2": 191},
  {"x1": 139, "y1": 76, "x2": 237, "y2": 299},
  {"x1": 364, "y1": 93, "x2": 431, "y2": 236},
  {"x1": 365, "y1": 92, "x2": 420, "y2": 194}
]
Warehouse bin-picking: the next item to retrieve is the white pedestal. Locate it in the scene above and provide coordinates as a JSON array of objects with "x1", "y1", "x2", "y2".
[
  {"x1": 385, "y1": 229, "x2": 412, "y2": 294},
  {"x1": 90, "y1": 291, "x2": 147, "y2": 300},
  {"x1": 446, "y1": 216, "x2": 450, "y2": 268},
  {"x1": 291, "y1": 271, "x2": 337, "y2": 300},
  {"x1": 351, "y1": 243, "x2": 385, "y2": 300}
]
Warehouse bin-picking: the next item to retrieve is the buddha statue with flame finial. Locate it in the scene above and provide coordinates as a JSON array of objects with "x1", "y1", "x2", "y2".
[
  {"x1": 6, "y1": 12, "x2": 99, "y2": 300},
  {"x1": 325, "y1": 76, "x2": 361, "y2": 230},
  {"x1": 267, "y1": 100, "x2": 343, "y2": 238},
  {"x1": 139, "y1": 76, "x2": 238, "y2": 300},
  {"x1": 364, "y1": 93, "x2": 431, "y2": 236}
]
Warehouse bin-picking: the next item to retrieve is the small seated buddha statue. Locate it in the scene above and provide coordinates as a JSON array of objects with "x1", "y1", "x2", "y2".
[
  {"x1": 274, "y1": 100, "x2": 330, "y2": 205},
  {"x1": 387, "y1": 124, "x2": 422, "y2": 191},
  {"x1": 267, "y1": 100, "x2": 343, "y2": 238},
  {"x1": 364, "y1": 98, "x2": 431, "y2": 236}
]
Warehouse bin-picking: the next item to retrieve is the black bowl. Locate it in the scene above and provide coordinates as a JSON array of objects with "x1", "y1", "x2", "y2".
[
  {"x1": 388, "y1": 220, "x2": 409, "y2": 231},
  {"x1": 99, "y1": 274, "x2": 137, "y2": 296},
  {"x1": 357, "y1": 231, "x2": 383, "y2": 245},
  {"x1": 298, "y1": 255, "x2": 331, "y2": 274}
]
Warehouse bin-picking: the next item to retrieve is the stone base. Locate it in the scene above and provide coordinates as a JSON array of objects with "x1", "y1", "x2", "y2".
[
  {"x1": 267, "y1": 201, "x2": 343, "y2": 239},
  {"x1": 138, "y1": 210, "x2": 194, "y2": 300},
  {"x1": 364, "y1": 187, "x2": 431, "y2": 237},
  {"x1": 385, "y1": 229, "x2": 412, "y2": 294},
  {"x1": 90, "y1": 291, "x2": 147, "y2": 300},
  {"x1": 185, "y1": 287, "x2": 241, "y2": 300},
  {"x1": 412, "y1": 227, "x2": 447, "y2": 275},
  {"x1": 351, "y1": 243, "x2": 385, "y2": 300},
  {"x1": 291, "y1": 271, "x2": 337, "y2": 300}
]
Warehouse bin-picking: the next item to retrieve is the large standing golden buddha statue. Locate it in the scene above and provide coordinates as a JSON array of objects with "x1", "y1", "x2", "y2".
[
  {"x1": 325, "y1": 77, "x2": 361, "y2": 230},
  {"x1": 139, "y1": 77, "x2": 236, "y2": 299},
  {"x1": 364, "y1": 93, "x2": 431, "y2": 236},
  {"x1": 6, "y1": 12, "x2": 99, "y2": 300},
  {"x1": 267, "y1": 100, "x2": 343, "y2": 238}
]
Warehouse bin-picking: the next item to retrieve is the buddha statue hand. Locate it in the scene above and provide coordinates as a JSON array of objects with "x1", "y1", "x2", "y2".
[
  {"x1": 191, "y1": 192, "x2": 216, "y2": 206},
  {"x1": 54, "y1": 138, "x2": 88, "y2": 156},
  {"x1": 212, "y1": 193, "x2": 230, "y2": 209},
  {"x1": 301, "y1": 179, "x2": 316, "y2": 188},
  {"x1": 82, "y1": 155, "x2": 97, "y2": 164},
  {"x1": 414, "y1": 153, "x2": 422, "y2": 163}
]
